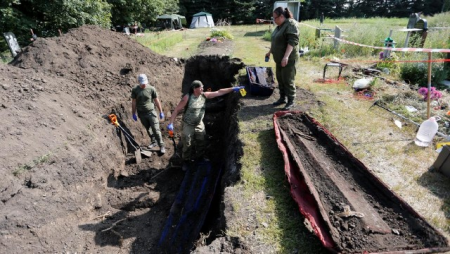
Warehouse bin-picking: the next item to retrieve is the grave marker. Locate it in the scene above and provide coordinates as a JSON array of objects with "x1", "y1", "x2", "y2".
[{"x1": 3, "y1": 32, "x2": 21, "y2": 57}]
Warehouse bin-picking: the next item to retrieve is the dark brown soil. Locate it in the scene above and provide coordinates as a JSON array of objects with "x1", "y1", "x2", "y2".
[{"x1": 276, "y1": 112, "x2": 450, "y2": 253}]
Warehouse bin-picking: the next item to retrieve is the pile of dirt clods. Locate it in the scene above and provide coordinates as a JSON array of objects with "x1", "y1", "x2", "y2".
[{"x1": 0, "y1": 25, "x2": 244, "y2": 253}]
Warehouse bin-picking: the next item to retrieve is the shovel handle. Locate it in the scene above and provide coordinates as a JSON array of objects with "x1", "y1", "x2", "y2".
[{"x1": 108, "y1": 114, "x2": 119, "y2": 127}]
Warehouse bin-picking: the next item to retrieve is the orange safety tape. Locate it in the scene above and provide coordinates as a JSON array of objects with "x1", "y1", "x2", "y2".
[
  {"x1": 329, "y1": 36, "x2": 450, "y2": 53},
  {"x1": 324, "y1": 58, "x2": 450, "y2": 64}
]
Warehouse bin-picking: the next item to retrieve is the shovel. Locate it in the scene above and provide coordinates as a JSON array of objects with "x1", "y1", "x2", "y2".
[
  {"x1": 108, "y1": 114, "x2": 152, "y2": 163},
  {"x1": 168, "y1": 130, "x2": 179, "y2": 157}
]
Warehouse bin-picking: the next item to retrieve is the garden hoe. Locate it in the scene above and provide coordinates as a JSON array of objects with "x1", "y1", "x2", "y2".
[{"x1": 108, "y1": 114, "x2": 152, "y2": 163}]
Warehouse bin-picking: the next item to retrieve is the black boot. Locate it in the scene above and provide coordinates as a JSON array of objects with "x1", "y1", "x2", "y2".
[
  {"x1": 272, "y1": 97, "x2": 286, "y2": 106},
  {"x1": 283, "y1": 98, "x2": 295, "y2": 110}
]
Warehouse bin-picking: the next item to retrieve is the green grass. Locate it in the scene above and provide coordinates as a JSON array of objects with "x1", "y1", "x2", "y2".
[
  {"x1": 134, "y1": 28, "x2": 212, "y2": 58},
  {"x1": 300, "y1": 15, "x2": 450, "y2": 60},
  {"x1": 135, "y1": 31, "x2": 184, "y2": 54}
]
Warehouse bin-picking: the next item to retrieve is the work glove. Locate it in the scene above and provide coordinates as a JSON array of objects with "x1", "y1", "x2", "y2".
[
  {"x1": 233, "y1": 86, "x2": 245, "y2": 92},
  {"x1": 132, "y1": 113, "x2": 138, "y2": 121},
  {"x1": 160, "y1": 112, "x2": 164, "y2": 119},
  {"x1": 167, "y1": 123, "x2": 174, "y2": 131}
]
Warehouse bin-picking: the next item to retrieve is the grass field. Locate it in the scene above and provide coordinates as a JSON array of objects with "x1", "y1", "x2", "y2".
[{"x1": 137, "y1": 15, "x2": 450, "y2": 252}]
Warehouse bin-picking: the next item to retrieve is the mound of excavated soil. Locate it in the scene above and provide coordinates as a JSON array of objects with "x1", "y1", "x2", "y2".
[{"x1": 1, "y1": 24, "x2": 248, "y2": 253}]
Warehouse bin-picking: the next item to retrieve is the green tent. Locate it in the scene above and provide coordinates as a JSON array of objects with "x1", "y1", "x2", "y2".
[{"x1": 156, "y1": 14, "x2": 186, "y2": 30}]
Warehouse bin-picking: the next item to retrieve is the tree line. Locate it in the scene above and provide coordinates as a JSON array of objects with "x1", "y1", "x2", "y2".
[{"x1": 1, "y1": 0, "x2": 448, "y2": 53}]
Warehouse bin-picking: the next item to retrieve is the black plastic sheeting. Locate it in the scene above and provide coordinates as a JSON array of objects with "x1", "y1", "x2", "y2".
[{"x1": 158, "y1": 160, "x2": 222, "y2": 253}]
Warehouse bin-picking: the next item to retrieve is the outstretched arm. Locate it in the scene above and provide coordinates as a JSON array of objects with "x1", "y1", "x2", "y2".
[{"x1": 204, "y1": 87, "x2": 235, "y2": 99}]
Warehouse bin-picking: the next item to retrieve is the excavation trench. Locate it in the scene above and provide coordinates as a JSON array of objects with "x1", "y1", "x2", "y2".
[
  {"x1": 0, "y1": 26, "x2": 250, "y2": 254},
  {"x1": 100, "y1": 55, "x2": 244, "y2": 253}
]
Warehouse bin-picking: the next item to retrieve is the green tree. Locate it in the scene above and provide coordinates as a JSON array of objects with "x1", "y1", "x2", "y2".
[
  {"x1": 1, "y1": 0, "x2": 111, "y2": 52},
  {"x1": 108, "y1": 0, "x2": 179, "y2": 27}
]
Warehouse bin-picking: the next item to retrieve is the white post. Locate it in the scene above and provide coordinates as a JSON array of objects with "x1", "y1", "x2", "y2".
[
  {"x1": 334, "y1": 26, "x2": 341, "y2": 49},
  {"x1": 402, "y1": 31, "x2": 411, "y2": 57},
  {"x1": 383, "y1": 30, "x2": 393, "y2": 59},
  {"x1": 427, "y1": 52, "x2": 432, "y2": 118}
]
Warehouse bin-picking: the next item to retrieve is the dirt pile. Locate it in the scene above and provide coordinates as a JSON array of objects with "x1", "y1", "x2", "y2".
[{"x1": 10, "y1": 25, "x2": 185, "y2": 110}]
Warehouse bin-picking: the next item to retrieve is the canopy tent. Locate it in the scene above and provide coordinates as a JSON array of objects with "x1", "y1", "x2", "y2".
[
  {"x1": 189, "y1": 12, "x2": 215, "y2": 29},
  {"x1": 156, "y1": 14, "x2": 186, "y2": 30}
]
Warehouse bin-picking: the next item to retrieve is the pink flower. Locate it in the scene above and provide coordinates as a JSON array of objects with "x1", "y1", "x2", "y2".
[
  {"x1": 418, "y1": 87, "x2": 428, "y2": 96},
  {"x1": 418, "y1": 87, "x2": 441, "y2": 101},
  {"x1": 431, "y1": 91, "x2": 442, "y2": 100}
]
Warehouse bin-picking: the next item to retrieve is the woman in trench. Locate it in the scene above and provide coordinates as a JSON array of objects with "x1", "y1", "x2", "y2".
[{"x1": 167, "y1": 80, "x2": 244, "y2": 171}]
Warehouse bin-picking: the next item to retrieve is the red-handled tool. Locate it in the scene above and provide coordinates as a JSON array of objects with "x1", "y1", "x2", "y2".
[
  {"x1": 168, "y1": 130, "x2": 179, "y2": 158},
  {"x1": 108, "y1": 114, "x2": 152, "y2": 163}
]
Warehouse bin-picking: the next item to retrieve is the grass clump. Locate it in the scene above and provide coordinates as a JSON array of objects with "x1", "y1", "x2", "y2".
[
  {"x1": 262, "y1": 29, "x2": 272, "y2": 41},
  {"x1": 400, "y1": 61, "x2": 448, "y2": 88},
  {"x1": 210, "y1": 28, "x2": 234, "y2": 40},
  {"x1": 376, "y1": 52, "x2": 401, "y2": 76},
  {"x1": 1, "y1": 50, "x2": 13, "y2": 64},
  {"x1": 13, "y1": 164, "x2": 33, "y2": 176},
  {"x1": 13, "y1": 153, "x2": 51, "y2": 176}
]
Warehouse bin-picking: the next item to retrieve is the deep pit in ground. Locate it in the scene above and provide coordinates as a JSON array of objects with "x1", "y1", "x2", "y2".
[
  {"x1": 0, "y1": 25, "x2": 248, "y2": 253},
  {"x1": 102, "y1": 56, "x2": 246, "y2": 253}
]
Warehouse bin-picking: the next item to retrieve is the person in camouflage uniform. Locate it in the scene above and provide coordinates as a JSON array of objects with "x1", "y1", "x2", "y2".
[
  {"x1": 167, "y1": 80, "x2": 244, "y2": 171},
  {"x1": 131, "y1": 74, "x2": 166, "y2": 154},
  {"x1": 265, "y1": 7, "x2": 299, "y2": 110}
]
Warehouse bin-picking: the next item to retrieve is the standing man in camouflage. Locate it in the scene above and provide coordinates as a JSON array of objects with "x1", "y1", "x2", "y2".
[
  {"x1": 265, "y1": 7, "x2": 299, "y2": 110},
  {"x1": 131, "y1": 74, "x2": 165, "y2": 154}
]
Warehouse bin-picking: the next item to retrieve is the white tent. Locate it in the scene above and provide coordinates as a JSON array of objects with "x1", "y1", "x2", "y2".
[{"x1": 189, "y1": 12, "x2": 215, "y2": 29}]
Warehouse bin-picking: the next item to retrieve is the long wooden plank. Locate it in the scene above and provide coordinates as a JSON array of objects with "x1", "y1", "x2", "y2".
[
  {"x1": 294, "y1": 132, "x2": 392, "y2": 234},
  {"x1": 279, "y1": 127, "x2": 342, "y2": 250}
]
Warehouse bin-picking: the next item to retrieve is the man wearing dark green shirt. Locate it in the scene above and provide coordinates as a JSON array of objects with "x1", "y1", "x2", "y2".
[
  {"x1": 131, "y1": 74, "x2": 165, "y2": 154},
  {"x1": 265, "y1": 7, "x2": 299, "y2": 110}
]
